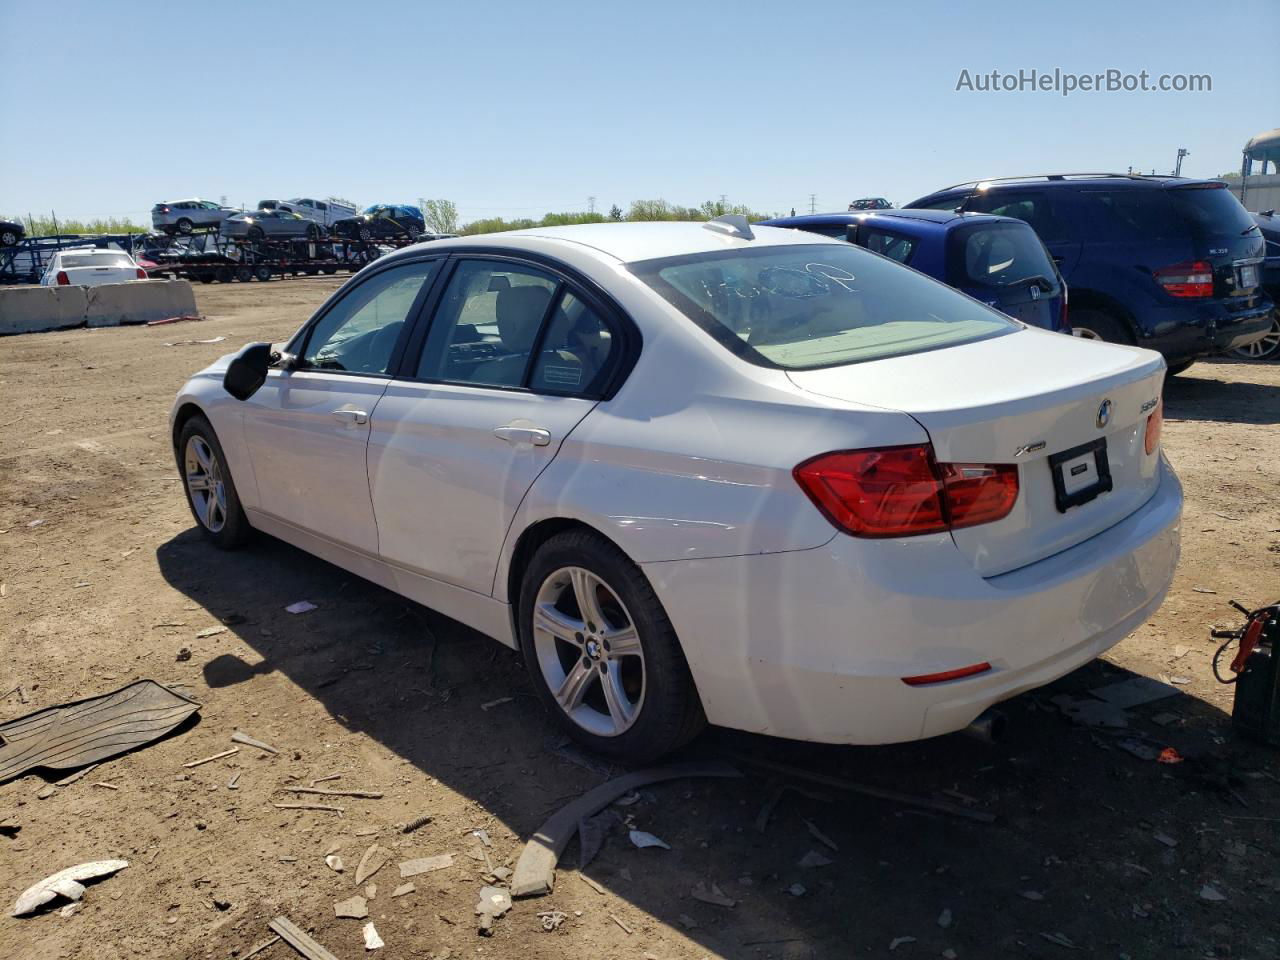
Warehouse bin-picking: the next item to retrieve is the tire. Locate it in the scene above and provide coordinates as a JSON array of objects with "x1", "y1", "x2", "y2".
[
  {"x1": 1165, "y1": 360, "x2": 1195, "y2": 376},
  {"x1": 321, "y1": 265, "x2": 338, "y2": 275},
  {"x1": 253, "y1": 264, "x2": 273, "y2": 282},
  {"x1": 214, "y1": 266, "x2": 233, "y2": 284},
  {"x1": 358, "y1": 226, "x2": 373, "y2": 242},
  {"x1": 0, "y1": 229, "x2": 18, "y2": 246},
  {"x1": 1069, "y1": 309, "x2": 1133, "y2": 345},
  {"x1": 177, "y1": 415, "x2": 251, "y2": 549},
  {"x1": 234, "y1": 265, "x2": 253, "y2": 283},
  {"x1": 1231, "y1": 311, "x2": 1280, "y2": 361},
  {"x1": 247, "y1": 226, "x2": 265, "y2": 243},
  {"x1": 176, "y1": 218, "x2": 193, "y2": 235},
  {"x1": 517, "y1": 530, "x2": 705, "y2": 763},
  {"x1": 197, "y1": 272, "x2": 214, "y2": 284}
]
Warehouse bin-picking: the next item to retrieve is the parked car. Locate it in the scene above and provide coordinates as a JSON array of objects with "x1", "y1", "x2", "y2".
[
  {"x1": 221, "y1": 209, "x2": 326, "y2": 243},
  {"x1": 849, "y1": 197, "x2": 893, "y2": 211},
  {"x1": 761, "y1": 209, "x2": 1068, "y2": 332},
  {"x1": 1232, "y1": 211, "x2": 1280, "y2": 360},
  {"x1": 171, "y1": 219, "x2": 1180, "y2": 762},
  {"x1": 332, "y1": 204, "x2": 425, "y2": 242},
  {"x1": 905, "y1": 174, "x2": 1274, "y2": 374},
  {"x1": 1, "y1": 219, "x2": 25, "y2": 246},
  {"x1": 286, "y1": 197, "x2": 358, "y2": 228},
  {"x1": 152, "y1": 199, "x2": 236, "y2": 236},
  {"x1": 40, "y1": 247, "x2": 147, "y2": 287}
]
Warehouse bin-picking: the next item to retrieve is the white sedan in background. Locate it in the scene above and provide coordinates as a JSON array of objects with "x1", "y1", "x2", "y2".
[
  {"x1": 40, "y1": 248, "x2": 148, "y2": 287},
  {"x1": 170, "y1": 219, "x2": 1181, "y2": 762}
]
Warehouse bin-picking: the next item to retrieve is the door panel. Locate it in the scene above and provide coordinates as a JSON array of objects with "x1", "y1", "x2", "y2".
[
  {"x1": 242, "y1": 371, "x2": 390, "y2": 553},
  {"x1": 369, "y1": 384, "x2": 594, "y2": 591}
]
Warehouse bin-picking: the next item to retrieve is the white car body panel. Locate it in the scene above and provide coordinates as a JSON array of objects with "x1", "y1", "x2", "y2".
[
  {"x1": 40, "y1": 249, "x2": 143, "y2": 287},
  {"x1": 170, "y1": 222, "x2": 1182, "y2": 745}
]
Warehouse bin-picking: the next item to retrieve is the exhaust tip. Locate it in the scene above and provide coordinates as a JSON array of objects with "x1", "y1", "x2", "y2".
[{"x1": 963, "y1": 708, "x2": 1007, "y2": 743}]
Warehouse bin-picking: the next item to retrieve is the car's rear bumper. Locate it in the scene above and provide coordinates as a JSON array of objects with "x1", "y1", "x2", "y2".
[
  {"x1": 1140, "y1": 295, "x2": 1274, "y2": 362},
  {"x1": 643, "y1": 457, "x2": 1182, "y2": 745}
]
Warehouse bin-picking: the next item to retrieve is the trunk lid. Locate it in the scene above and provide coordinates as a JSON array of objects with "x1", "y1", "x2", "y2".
[{"x1": 787, "y1": 328, "x2": 1166, "y2": 577}]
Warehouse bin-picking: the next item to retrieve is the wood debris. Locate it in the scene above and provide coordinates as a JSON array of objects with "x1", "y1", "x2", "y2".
[
  {"x1": 284, "y1": 787, "x2": 383, "y2": 799},
  {"x1": 610, "y1": 913, "x2": 633, "y2": 934},
  {"x1": 273, "y1": 803, "x2": 344, "y2": 815},
  {"x1": 184, "y1": 748, "x2": 239, "y2": 768},
  {"x1": 232, "y1": 730, "x2": 280, "y2": 754},
  {"x1": 269, "y1": 916, "x2": 340, "y2": 960}
]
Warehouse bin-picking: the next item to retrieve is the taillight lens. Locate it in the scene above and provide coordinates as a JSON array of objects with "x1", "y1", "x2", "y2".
[
  {"x1": 1155, "y1": 260, "x2": 1213, "y2": 299},
  {"x1": 794, "y1": 444, "x2": 1018, "y2": 538},
  {"x1": 55, "y1": 270, "x2": 69, "y2": 285},
  {"x1": 136, "y1": 267, "x2": 147, "y2": 279},
  {"x1": 1144, "y1": 397, "x2": 1162, "y2": 455}
]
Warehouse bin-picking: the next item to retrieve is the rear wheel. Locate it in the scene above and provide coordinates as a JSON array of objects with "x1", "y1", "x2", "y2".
[
  {"x1": 1070, "y1": 310, "x2": 1132, "y2": 345},
  {"x1": 214, "y1": 266, "x2": 233, "y2": 283},
  {"x1": 1231, "y1": 311, "x2": 1280, "y2": 361},
  {"x1": 0, "y1": 229, "x2": 18, "y2": 246},
  {"x1": 234, "y1": 265, "x2": 253, "y2": 283},
  {"x1": 253, "y1": 264, "x2": 273, "y2": 282},
  {"x1": 518, "y1": 530, "x2": 705, "y2": 763},
  {"x1": 176, "y1": 218, "x2": 193, "y2": 235},
  {"x1": 1165, "y1": 360, "x2": 1194, "y2": 376},
  {"x1": 178, "y1": 416, "x2": 251, "y2": 549}
]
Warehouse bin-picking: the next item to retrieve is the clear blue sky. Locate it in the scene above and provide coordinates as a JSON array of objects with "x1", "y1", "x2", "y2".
[{"x1": 1, "y1": 0, "x2": 1275, "y2": 225}]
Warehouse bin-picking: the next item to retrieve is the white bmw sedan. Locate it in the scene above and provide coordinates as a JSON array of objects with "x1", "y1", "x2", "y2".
[{"x1": 170, "y1": 219, "x2": 1181, "y2": 761}]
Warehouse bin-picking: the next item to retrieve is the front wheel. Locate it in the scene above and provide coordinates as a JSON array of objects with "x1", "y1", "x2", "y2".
[
  {"x1": 0, "y1": 229, "x2": 18, "y2": 246},
  {"x1": 518, "y1": 530, "x2": 705, "y2": 762},
  {"x1": 177, "y1": 416, "x2": 251, "y2": 548}
]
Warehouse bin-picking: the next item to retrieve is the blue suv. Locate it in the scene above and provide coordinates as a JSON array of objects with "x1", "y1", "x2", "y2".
[
  {"x1": 904, "y1": 174, "x2": 1273, "y2": 373},
  {"x1": 760, "y1": 209, "x2": 1068, "y2": 332}
]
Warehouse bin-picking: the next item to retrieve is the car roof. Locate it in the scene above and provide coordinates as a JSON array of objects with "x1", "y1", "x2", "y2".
[
  {"x1": 923, "y1": 174, "x2": 1223, "y2": 196},
  {"x1": 762, "y1": 209, "x2": 1012, "y2": 230},
  {"x1": 443, "y1": 221, "x2": 838, "y2": 264}
]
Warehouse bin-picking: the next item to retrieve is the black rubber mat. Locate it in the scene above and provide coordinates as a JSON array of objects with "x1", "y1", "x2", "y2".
[{"x1": 0, "y1": 680, "x2": 199, "y2": 783}]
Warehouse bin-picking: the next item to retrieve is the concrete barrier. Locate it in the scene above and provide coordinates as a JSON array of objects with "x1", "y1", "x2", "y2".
[{"x1": 0, "y1": 280, "x2": 196, "y2": 335}]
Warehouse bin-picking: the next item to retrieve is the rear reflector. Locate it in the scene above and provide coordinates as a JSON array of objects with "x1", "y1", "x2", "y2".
[
  {"x1": 902, "y1": 662, "x2": 992, "y2": 686},
  {"x1": 55, "y1": 270, "x2": 69, "y2": 285},
  {"x1": 136, "y1": 268, "x2": 147, "y2": 279},
  {"x1": 794, "y1": 444, "x2": 1018, "y2": 538},
  {"x1": 1155, "y1": 260, "x2": 1213, "y2": 299},
  {"x1": 1145, "y1": 397, "x2": 1163, "y2": 455}
]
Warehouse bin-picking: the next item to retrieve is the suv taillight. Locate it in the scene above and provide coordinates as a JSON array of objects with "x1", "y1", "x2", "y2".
[
  {"x1": 55, "y1": 270, "x2": 70, "y2": 285},
  {"x1": 794, "y1": 444, "x2": 1019, "y2": 538},
  {"x1": 1155, "y1": 260, "x2": 1213, "y2": 299}
]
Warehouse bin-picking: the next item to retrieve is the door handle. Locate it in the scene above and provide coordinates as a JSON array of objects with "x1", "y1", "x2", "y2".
[
  {"x1": 493, "y1": 425, "x2": 551, "y2": 446},
  {"x1": 333, "y1": 409, "x2": 369, "y2": 426}
]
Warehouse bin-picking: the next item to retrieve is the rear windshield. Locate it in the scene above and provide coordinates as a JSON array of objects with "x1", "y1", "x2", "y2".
[
  {"x1": 948, "y1": 222, "x2": 1057, "y2": 289},
  {"x1": 1169, "y1": 185, "x2": 1256, "y2": 237},
  {"x1": 61, "y1": 253, "x2": 132, "y2": 268},
  {"x1": 629, "y1": 244, "x2": 1016, "y2": 369}
]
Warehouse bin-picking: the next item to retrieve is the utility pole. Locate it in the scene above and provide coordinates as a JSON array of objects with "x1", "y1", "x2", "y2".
[
  {"x1": 718, "y1": 193, "x2": 727, "y2": 212},
  {"x1": 808, "y1": 194, "x2": 816, "y2": 214},
  {"x1": 587, "y1": 196, "x2": 596, "y2": 214},
  {"x1": 1174, "y1": 148, "x2": 1189, "y2": 177}
]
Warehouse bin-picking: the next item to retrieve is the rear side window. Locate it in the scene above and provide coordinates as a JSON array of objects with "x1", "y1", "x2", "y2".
[
  {"x1": 1079, "y1": 190, "x2": 1184, "y2": 240},
  {"x1": 860, "y1": 228, "x2": 916, "y2": 264},
  {"x1": 1168, "y1": 185, "x2": 1256, "y2": 237},
  {"x1": 948, "y1": 223, "x2": 1058, "y2": 289},
  {"x1": 913, "y1": 194, "x2": 967, "y2": 212},
  {"x1": 530, "y1": 292, "x2": 617, "y2": 394},
  {"x1": 965, "y1": 191, "x2": 1068, "y2": 242},
  {"x1": 630, "y1": 243, "x2": 1016, "y2": 369}
]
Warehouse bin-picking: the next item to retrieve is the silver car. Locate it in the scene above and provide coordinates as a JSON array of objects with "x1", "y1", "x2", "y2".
[
  {"x1": 220, "y1": 209, "x2": 326, "y2": 243},
  {"x1": 152, "y1": 199, "x2": 236, "y2": 236}
]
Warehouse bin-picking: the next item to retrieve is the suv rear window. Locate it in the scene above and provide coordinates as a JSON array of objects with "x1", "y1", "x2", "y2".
[
  {"x1": 1169, "y1": 185, "x2": 1256, "y2": 237},
  {"x1": 630, "y1": 244, "x2": 1016, "y2": 369},
  {"x1": 948, "y1": 222, "x2": 1058, "y2": 289}
]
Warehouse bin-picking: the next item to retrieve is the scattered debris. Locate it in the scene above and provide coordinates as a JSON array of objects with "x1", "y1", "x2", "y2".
[
  {"x1": 690, "y1": 881, "x2": 737, "y2": 908},
  {"x1": 578, "y1": 810, "x2": 615, "y2": 868},
  {"x1": 59, "y1": 902, "x2": 82, "y2": 918},
  {"x1": 937, "y1": 908, "x2": 952, "y2": 928},
  {"x1": 1049, "y1": 694, "x2": 1129, "y2": 729},
  {"x1": 391, "y1": 883, "x2": 415, "y2": 898},
  {"x1": 195, "y1": 626, "x2": 228, "y2": 639},
  {"x1": 184, "y1": 748, "x2": 239, "y2": 769},
  {"x1": 0, "y1": 681, "x2": 199, "y2": 784},
  {"x1": 889, "y1": 936, "x2": 916, "y2": 951},
  {"x1": 54, "y1": 764, "x2": 99, "y2": 787},
  {"x1": 362, "y1": 922, "x2": 384, "y2": 950},
  {"x1": 231, "y1": 730, "x2": 280, "y2": 754},
  {"x1": 0, "y1": 815, "x2": 19, "y2": 837},
  {"x1": 578, "y1": 874, "x2": 606, "y2": 895},
  {"x1": 176, "y1": 646, "x2": 192, "y2": 662},
  {"x1": 401, "y1": 813, "x2": 432, "y2": 834},
  {"x1": 474, "y1": 886, "x2": 512, "y2": 918},
  {"x1": 270, "y1": 915, "x2": 340, "y2": 960},
  {"x1": 285, "y1": 601, "x2": 317, "y2": 615},
  {"x1": 273, "y1": 803, "x2": 344, "y2": 815},
  {"x1": 1157, "y1": 747, "x2": 1185, "y2": 764},
  {"x1": 629, "y1": 829, "x2": 670, "y2": 850},
  {"x1": 678, "y1": 913, "x2": 699, "y2": 929},
  {"x1": 1021, "y1": 890, "x2": 1045, "y2": 901},
  {"x1": 1153, "y1": 832, "x2": 1178, "y2": 848},
  {"x1": 227, "y1": 772, "x2": 241, "y2": 790},
  {"x1": 1193, "y1": 587, "x2": 1217, "y2": 594},
  {"x1": 1172, "y1": 645, "x2": 1191, "y2": 659},
  {"x1": 145, "y1": 314, "x2": 203, "y2": 326},
  {"x1": 1199, "y1": 884, "x2": 1227, "y2": 902},
  {"x1": 1038, "y1": 932, "x2": 1078, "y2": 949},
  {"x1": 36, "y1": 784, "x2": 55, "y2": 799},
  {"x1": 164, "y1": 336, "x2": 228, "y2": 346},
  {"x1": 798, "y1": 850, "x2": 833, "y2": 868},
  {"x1": 1169, "y1": 675, "x2": 1192, "y2": 685},
  {"x1": 803, "y1": 818, "x2": 839, "y2": 851},
  {"x1": 1151, "y1": 712, "x2": 1180, "y2": 727},
  {"x1": 480, "y1": 697, "x2": 514, "y2": 711},
  {"x1": 286, "y1": 786, "x2": 384, "y2": 799},
  {"x1": 325, "y1": 855, "x2": 345, "y2": 873},
  {"x1": 787, "y1": 883, "x2": 807, "y2": 897},
  {"x1": 1089, "y1": 676, "x2": 1180, "y2": 708},
  {"x1": 242, "y1": 936, "x2": 282, "y2": 960},
  {"x1": 538, "y1": 909, "x2": 568, "y2": 931},
  {"x1": 311, "y1": 773, "x2": 342, "y2": 785},
  {"x1": 399, "y1": 854, "x2": 454, "y2": 878},
  {"x1": 355, "y1": 845, "x2": 389, "y2": 885},
  {"x1": 11, "y1": 859, "x2": 129, "y2": 916},
  {"x1": 91, "y1": 781, "x2": 118, "y2": 790},
  {"x1": 1116, "y1": 738, "x2": 1160, "y2": 761},
  {"x1": 610, "y1": 913, "x2": 633, "y2": 935},
  {"x1": 510, "y1": 760, "x2": 742, "y2": 898},
  {"x1": 334, "y1": 895, "x2": 367, "y2": 919}
]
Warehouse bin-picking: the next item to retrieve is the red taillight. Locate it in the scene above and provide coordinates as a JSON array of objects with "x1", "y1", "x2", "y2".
[
  {"x1": 136, "y1": 268, "x2": 147, "y2": 279},
  {"x1": 794, "y1": 444, "x2": 1018, "y2": 538},
  {"x1": 55, "y1": 270, "x2": 70, "y2": 285},
  {"x1": 1155, "y1": 260, "x2": 1213, "y2": 299},
  {"x1": 902, "y1": 662, "x2": 992, "y2": 686},
  {"x1": 1144, "y1": 397, "x2": 1163, "y2": 456}
]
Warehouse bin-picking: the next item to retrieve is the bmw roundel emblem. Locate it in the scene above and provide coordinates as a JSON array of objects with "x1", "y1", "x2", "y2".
[{"x1": 1096, "y1": 399, "x2": 1113, "y2": 429}]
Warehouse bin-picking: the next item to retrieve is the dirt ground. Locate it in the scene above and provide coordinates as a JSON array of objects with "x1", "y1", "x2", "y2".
[{"x1": 2, "y1": 278, "x2": 1278, "y2": 960}]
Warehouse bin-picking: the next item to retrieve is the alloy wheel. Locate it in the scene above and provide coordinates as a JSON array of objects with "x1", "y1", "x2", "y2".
[
  {"x1": 184, "y1": 435, "x2": 228, "y2": 533},
  {"x1": 1071, "y1": 327, "x2": 1104, "y2": 341},
  {"x1": 532, "y1": 566, "x2": 646, "y2": 737},
  {"x1": 1231, "y1": 314, "x2": 1280, "y2": 361}
]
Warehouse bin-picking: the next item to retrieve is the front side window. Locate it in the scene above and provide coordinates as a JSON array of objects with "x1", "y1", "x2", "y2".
[
  {"x1": 860, "y1": 228, "x2": 916, "y2": 264},
  {"x1": 417, "y1": 261, "x2": 558, "y2": 387},
  {"x1": 948, "y1": 223, "x2": 1058, "y2": 289},
  {"x1": 630, "y1": 243, "x2": 1015, "y2": 369},
  {"x1": 302, "y1": 260, "x2": 439, "y2": 374}
]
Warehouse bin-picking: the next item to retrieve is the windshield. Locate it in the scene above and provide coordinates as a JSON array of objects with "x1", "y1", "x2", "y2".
[
  {"x1": 948, "y1": 222, "x2": 1058, "y2": 290},
  {"x1": 629, "y1": 243, "x2": 1017, "y2": 369},
  {"x1": 1169, "y1": 185, "x2": 1257, "y2": 237},
  {"x1": 62, "y1": 253, "x2": 132, "y2": 268}
]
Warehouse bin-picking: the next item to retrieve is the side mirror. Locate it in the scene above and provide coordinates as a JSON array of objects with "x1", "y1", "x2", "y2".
[{"x1": 223, "y1": 342, "x2": 273, "y2": 401}]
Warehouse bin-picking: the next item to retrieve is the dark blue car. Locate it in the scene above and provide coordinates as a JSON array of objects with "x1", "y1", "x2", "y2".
[
  {"x1": 904, "y1": 174, "x2": 1273, "y2": 374},
  {"x1": 761, "y1": 209, "x2": 1068, "y2": 332}
]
